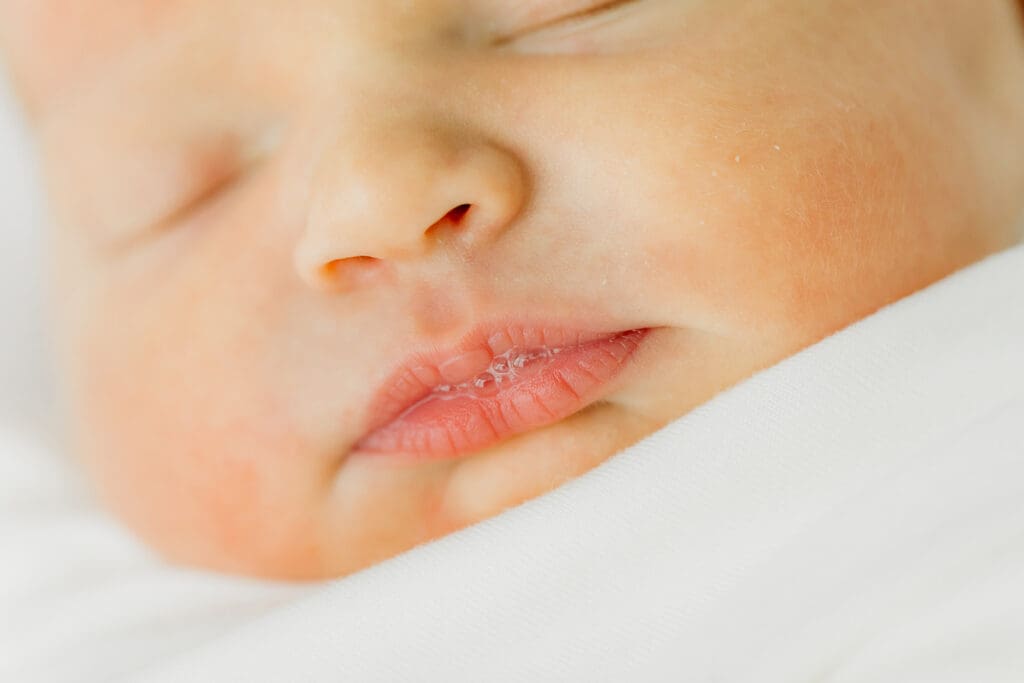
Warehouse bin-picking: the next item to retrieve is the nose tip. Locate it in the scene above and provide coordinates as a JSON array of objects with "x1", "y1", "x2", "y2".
[{"x1": 294, "y1": 126, "x2": 528, "y2": 293}]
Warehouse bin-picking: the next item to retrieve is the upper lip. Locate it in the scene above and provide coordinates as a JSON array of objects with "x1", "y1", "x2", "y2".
[{"x1": 351, "y1": 317, "x2": 646, "y2": 450}]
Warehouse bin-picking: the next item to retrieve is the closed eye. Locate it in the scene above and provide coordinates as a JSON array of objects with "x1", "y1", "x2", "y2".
[{"x1": 124, "y1": 125, "x2": 280, "y2": 247}]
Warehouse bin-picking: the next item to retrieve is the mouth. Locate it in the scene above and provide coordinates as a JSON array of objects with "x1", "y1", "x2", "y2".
[{"x1": 351, "y1": 322, "x2": 652, "y2": 461}]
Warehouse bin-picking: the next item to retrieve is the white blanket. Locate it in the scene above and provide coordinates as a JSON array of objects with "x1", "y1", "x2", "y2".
[{"x1": 3, "y1": 241, "x2": 1024, "y2": 682}]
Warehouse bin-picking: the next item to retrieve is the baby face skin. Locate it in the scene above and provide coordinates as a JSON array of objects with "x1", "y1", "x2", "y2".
[{"x1": 3, "y1": 0, "x2": 1023, "y2": 579}]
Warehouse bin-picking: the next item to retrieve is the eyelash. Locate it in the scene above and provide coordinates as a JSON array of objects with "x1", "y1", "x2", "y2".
[{"x1": 497, "y1": 0, "x2": 640, "y2": 44}]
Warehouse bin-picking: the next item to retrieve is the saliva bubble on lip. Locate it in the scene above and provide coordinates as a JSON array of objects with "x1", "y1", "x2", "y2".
[{"x1": 431, "y1": 346, "x2": 563, "y2": 400}]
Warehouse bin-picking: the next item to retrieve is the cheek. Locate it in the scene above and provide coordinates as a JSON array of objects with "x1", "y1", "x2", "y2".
[
  {"x1": 730, "y1": 118, "x2": 982, "y2": 341},
  {"x1": 66, "y1": 249, "x2": 326, "y2": 574},
  {"x1": 632, "y1": 60, "x2": 990, "y2": 347}
]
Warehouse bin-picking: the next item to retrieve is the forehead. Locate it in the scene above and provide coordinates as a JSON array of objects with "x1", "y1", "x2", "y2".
[{"x1": 0, "y1": 0, "x2": 186, "y2": 113}]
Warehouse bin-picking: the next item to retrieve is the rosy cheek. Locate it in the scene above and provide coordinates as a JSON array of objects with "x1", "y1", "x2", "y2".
[
  {"x1": 729, "y1": 105, "x2": 982, "y2": 345},
  {"x1": 637, "y1": 86, "x2": 958, "y2": 349},
  {"x1": 69, "y1": 294, "x2": 321, "y2": 574}
]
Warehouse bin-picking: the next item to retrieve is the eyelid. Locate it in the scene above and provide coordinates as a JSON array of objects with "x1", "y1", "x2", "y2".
[
  {"x1": 492, "y1": 0, "x2": 638, "y2": 45},
  {"x1": 142, "y1": 126, "x2": 281, "y2": 236},
  {"x1": 92, "y1": 125, "x2": 281, "y2": 251}
]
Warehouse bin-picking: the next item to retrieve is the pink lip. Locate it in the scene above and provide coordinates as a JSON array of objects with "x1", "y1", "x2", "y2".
[{"x1": 352, "y1": 323, "x2": 651, "y2": 460}]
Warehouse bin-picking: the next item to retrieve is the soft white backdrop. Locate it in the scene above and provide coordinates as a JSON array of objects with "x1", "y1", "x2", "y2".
[{"x1": 0, "y1": 71, "x2": 57, "y2": 439}]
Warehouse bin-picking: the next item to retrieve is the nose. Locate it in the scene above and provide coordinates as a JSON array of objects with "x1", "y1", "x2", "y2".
[{"x1": 294, "y1": 114, "x2": 529, "y2": 292}]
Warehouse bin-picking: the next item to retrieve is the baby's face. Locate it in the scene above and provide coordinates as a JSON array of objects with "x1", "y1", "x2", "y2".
[{"x1": 5, "y1": 0, "x2": 1022, "y2": 579}]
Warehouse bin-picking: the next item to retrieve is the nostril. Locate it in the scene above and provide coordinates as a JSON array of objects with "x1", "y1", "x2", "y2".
[
  {"x1": 319, "y1": 255, "x2": 385, "y2": 289},
  {"x1": 448, "y1": 204, "x2": 472, "y2": 223},
  {"x1": 425, "y1": 204, "x2": 474, "y2": 242}
]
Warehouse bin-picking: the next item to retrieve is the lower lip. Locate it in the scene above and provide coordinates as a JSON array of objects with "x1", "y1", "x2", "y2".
[{"x1": 352, "y1": 328, "x2": 650, "y2": 460}]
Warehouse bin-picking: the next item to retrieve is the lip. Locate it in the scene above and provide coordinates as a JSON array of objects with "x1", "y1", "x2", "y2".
[{"x1": 351, "y1": 322, "x2": 651, "y2": 460}]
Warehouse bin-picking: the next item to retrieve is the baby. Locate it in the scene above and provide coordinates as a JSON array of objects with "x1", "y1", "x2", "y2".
[{"x1": 1, "y1": 0, "x2": 1023, "y2": 581}]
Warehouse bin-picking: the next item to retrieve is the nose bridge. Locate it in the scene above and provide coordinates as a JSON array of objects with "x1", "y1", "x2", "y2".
[{"x1": 293, "y1": 64, "x2": 529, "y2": 293}]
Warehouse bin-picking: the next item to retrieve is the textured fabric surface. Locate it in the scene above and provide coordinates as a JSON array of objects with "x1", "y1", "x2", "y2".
[{"x1": 3, "y1": 242, "x2": 1022, "y2": 682}]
